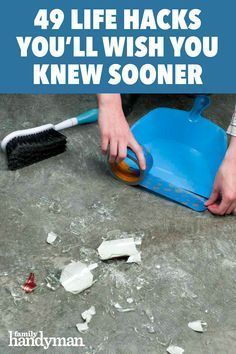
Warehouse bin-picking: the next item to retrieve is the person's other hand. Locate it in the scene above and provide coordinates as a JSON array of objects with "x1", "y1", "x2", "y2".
[
  {"x1": 98, "y1": 95, "x2": 146, "y2": 170},
  {"x1": 205, "y1": 138, "x2": 236, "y2": 215}
]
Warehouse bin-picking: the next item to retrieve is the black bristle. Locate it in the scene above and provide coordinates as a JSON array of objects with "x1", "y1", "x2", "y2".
[{"x1": 6, "y1": 129, "x2": 67, "y2": 170}]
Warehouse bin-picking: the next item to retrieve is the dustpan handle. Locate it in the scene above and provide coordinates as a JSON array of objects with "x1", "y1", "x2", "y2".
[{"x1": 189, "y1": 95, "x2": 211, "y2": 122}]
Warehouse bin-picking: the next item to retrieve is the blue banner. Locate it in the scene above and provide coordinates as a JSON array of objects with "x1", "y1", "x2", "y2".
[{"x1": 0, "y1": 0, "x2": 235, "y2": 93}]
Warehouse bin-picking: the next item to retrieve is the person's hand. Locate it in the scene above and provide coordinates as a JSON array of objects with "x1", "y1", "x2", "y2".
[
  {"x1": 97, "y1": 95, "x2": 146, "y2": 170},
  {"x1": 205, "y1": 137, "x2": 236, "y2": 215}
]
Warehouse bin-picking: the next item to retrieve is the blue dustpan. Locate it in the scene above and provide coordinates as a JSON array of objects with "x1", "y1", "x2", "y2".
[{"x1": 110, "y1": 96, "x2": 227, "y2": 212}]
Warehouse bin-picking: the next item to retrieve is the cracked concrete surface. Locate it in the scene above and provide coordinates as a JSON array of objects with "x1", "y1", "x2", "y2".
[{"x1": 0, "y1": 94, "x2": 235, "y2": 354}]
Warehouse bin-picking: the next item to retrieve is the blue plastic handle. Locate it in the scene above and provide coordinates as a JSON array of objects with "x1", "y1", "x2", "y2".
[
  {"x1": 189, "y1": 95, "x2": 211, "y2": 122},
  {"x1": 76, "y1": 108, "x2": 98, "y2": 125}
]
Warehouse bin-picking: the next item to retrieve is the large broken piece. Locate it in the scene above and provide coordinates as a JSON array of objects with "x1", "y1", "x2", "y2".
[
  {"x1": 166, "y1": 345, "x2": 184, "y2": 354},
  {"x1": 76, "y1": 306, "x2": 96, "y2": 333},
  {"x1": 97, "y1": 238, "x2": 141, "y2": 263},
  {"x1": 60, "y1": 261, "x2": 97, "y2": 294},
  {"x1": 188, "y1": 320, "x2": 207, "y2": 333}
]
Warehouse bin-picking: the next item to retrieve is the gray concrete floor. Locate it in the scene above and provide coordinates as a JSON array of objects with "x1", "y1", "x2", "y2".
[{"x1": 0, "y1": 94, "x2": 236, "y2": 354}]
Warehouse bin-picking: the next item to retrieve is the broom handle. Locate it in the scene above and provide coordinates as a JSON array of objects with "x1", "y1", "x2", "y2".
[{"x1": 55, "y1": 108, "x2": 98, "y2": 131}]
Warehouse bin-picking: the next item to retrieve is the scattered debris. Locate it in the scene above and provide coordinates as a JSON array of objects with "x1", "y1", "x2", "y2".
[
  {"x1": 22, "y1": 273, "x2": 37, "y2": 293},
  {"x1": 97, "y1": 238, "x2": 141, "y2": 263},
  {"x1": 60, "y1": 261, "x2": 97, "y2": 294},
  {"x1": 46, "y1": 231, "x2": 58, "y2": 244},
  {"x1": 76, "y1": 306, "x2": 96, "y2": 333},
  {"x1": 79, "y1": 246, "x2": 99, "y2": 263},
  {"x1": 8, "y1": 287, "x2": 29, "y2": 305},
  {"x1": 126, "y1": 297, "x2": 134, "y2": 304},
  {"x1": 156, "y1": 337, "x2": 171, "y2": 347},
  {"x1": 90, "y1": 201, "x2": 113, "y2": 221},
  {"x1": 166, "y1": 345, "x2": 184, "y2": 354},
  {"x1": 76, "y1": 322, "x2": 89, "y2": 333},
  {"x1": 52, "y1": 256, "x2": 71, "y2": 270},
  {"x1": 109, "y1": 267, "x2": 130, "y2": 288},
  {"x1": 145, "y1": 309, "x2": 154, "y2": 323},
  {"x1": 45, "y1": 273, "x2": 61, "y2": 291},
  {"x1": 127, "y1": 252, "x2": 141, "y2": 264},
  {"x1": 188, "y1": 320, "x2": 207, "y2": 333},
  {"x1": 222, "y1": 259, "x2": 236, "y2": 268},
  {"x1": 113, "y1": 302, "x2": 135, "y2": 313},
  {"x1": 143, "y1": 323, "x2": 156, "y2": 333},
  {"x1": 70, "y1": 218, "x2": 87, "y2": 235},
  {"x1": 48, "y1": 200, "x2": 62, "y2": 214},
  {"x1": 61, "y1": 245, "x2": 79, "y2": 254},
  {"x1": 81, "y1": 306, "x2": 96, "y2": 323}
]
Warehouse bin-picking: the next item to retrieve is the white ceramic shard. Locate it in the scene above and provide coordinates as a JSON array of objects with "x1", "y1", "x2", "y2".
[
  {"x1": 76, "y1": 306, "x2": 96, "y2": 333},
  {"x1": 76, "y1": 322, "x2": 89, "y2": 333},
  {"x1": 166, "y1": 345, "x2": 184, "y2": 354},
  {"x1": 127, "y1": 253, "x2": 141, "y2": 264},
  {"x1": 81, "y1": 306, "x2": 96, "y2": 323},
  {"x1": 188, "y1": 320, "x2": 207, "y2": 333},
  {"x1": 97, "y1": 238, "x2": 141, "y2": 263},
  {"x1": 135, "y1": 238, "x2": 142, "y2": 246},
  {"x1": 47, "y1": 231, "x2": 58, "y2": 244},
  {"x1": 113, "y1": 302, "x2": 134, "y2": 312},
  {"x1": 126, "y1": 297, "x2": 134, "y2": 304},
  {"x1": 60, "y1": 261, "x2": 97, "y2": 294},
  {"x1": 117, "y1": 307, "x2": 135, "y2": 313}
]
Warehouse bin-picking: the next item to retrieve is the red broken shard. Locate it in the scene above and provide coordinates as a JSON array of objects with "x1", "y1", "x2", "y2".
[{"x1": 22, "y1": 272, "x2": 37, "y2": 293}]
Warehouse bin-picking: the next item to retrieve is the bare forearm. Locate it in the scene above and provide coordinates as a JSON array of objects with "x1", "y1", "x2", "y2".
[
  {"x1": 97, "y1": 94, "x2": 122, "y2": 110},
  {"x1": 206, "y1": 135, "x2": 236, "y2": 215},
  {"x1": 225, "y1": 136, "x2": 236, "y2": 162},
  {"x1": 97, "y1": 93, "x2": 146, "y2": 169}
]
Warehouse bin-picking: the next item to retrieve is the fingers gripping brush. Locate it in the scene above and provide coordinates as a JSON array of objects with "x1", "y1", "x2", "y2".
[{"x1": 1, "y1": 109, "x2": 98, "y2": 170}]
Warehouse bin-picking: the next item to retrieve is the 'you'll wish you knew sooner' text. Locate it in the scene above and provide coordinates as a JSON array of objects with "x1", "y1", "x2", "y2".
[{"x1": 16, "y1": 8, "x2": 219, "y2": 86}]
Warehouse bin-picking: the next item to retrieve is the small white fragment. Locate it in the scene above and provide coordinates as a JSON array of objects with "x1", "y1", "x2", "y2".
[
  {"x1": 45, "y1": 273, "x2": 60, "y2": 291},
  {"x1": 114, "y1": 302, "x2": 122, "y2": 309},
  {"x1": 156, "y1": 264, "x2": 161, "y2": 269},
  {"x1": 46, "y1": 231, "x2": 58, "y2": 244},
  {"x1": 143, "y1": 323, "x2": 155, "y2": 333},
  {"x1": 126, "y1": 297, "x2": 134, "y2": 304},
  {"x1": 60, "y1": 261, "x2": 97, "y2": 294},
  {"x1": 76, "y1": 322, "x2": 89, "y2": 333},
  {"x1": 188, "y1": 320, "x2": 207, "y2": 333},
  {"x1": 117, "y1": 307, "x2": 135, "y2": 313},
  {"x1": 81, "y1": 306, "x2": 96, "y2": 323},
  {"x1": 222, "y1": 259, "x2": 236, "y2": 268},
  {"x1": 135, "y1": 238, "x2": 142, "y2": 246},
  {"x1": 76, "y1": 306, "x2": 96, "y2": 333},
  {"x1": 113, "y1": 302, "x2": 134, "y2": 313},
  {"x1": 88, "y1": 263, "x2": 98, "y2": 271},
  {"x1": 98, "y1": 238, "x2": 141, "y2": 263},
  {"x1": 127, "y1": 252, "x2": 141, "y2": 264},
  {"x1": 166, "y1": 345, "x2": 184, "y2": 354}
]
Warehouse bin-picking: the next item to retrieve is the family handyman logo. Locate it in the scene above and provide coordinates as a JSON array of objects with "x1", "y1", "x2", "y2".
[{"x1": 8, "y1": 331, "x2": 85, "y2": 349}]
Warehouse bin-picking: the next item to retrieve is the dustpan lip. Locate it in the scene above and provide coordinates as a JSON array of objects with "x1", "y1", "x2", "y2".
[{"x1": 131, "y1": 106, "x2": 228, "y2": 139}]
